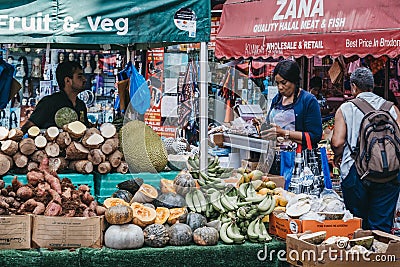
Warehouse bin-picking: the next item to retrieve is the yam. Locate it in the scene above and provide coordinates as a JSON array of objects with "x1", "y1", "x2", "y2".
[
  {"x1": 19, "y1": 138, "x2": 36, "y2": 155},
  {"x1": 82, "y1": 133, "x2": 104, "y2": 149},
  {"x1": 101, "y1": 138, "x2": 119, "y2": 155},
  {"x1": 8, "y1": 128, "x2": 23, "y2": 141},
  {"x1": 88, "y1": 149, "x2": 106, "y2": 165},
  {"x1": 34, "y1": 135, "x2": 47, "y2": 149},
  {"x1": 48, "y1": 157, "x2": 68, "y2": 173},
  {"x1": 0, "y1": 154, "x2": 13, "y2": 175},
  {"x1": 27, "y1": 126, "x2": 41, "y2": 138},
  {"x1": 1, "y1": 140, "x2": 18, "y2": 156},
  {"x1": 45, "y1": 126, "x2": 59, "y2": 141},
  {"x1": 31, "y1": 150, "x2": 48, "y2": 164},
  {"x1": 56, "y1": 131, "x2": 71, "y2": 149},
  {"x1": 97, "y1": 161, "x2": 111, "y2": 174},
  {"x1": 66, "y1": 141, "x2": 89, "y2": 160},
  {"x1": 63, "y1": 121, "x2": 86, "y2": 139},
  {"x1": 116, "y1": 161, "x2": 129, "y2": 174},
  {"x1": 109, "y1": 150, "x2": 123, "y2": 168},
  {"x1": 100, "y1": 123, "x2": 117, "y2": 138},
  {"x1": 12, "y1": 152, "x2": 28, "y2": 168},
  {"x1": 0, "y1": 126, "x2": 9, "y2": 141},
  {"x1": 45, "y1": 142, "x2": 60, "y2": 157},
  {"x1": 69, "y1": 160, "x2": 93, "y2": 174}
]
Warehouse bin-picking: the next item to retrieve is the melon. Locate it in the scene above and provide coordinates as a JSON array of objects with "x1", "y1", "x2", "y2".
[
  {"x1": 299, "y1": 231, "x2": 326, "y2": 245},
  {"x1": 349, "y1": 236, "x2": 374, "y2": 250},
  {"x1": 54, "y1": 107, "x2": 78, "y2": 128},
  {"x1": 120, "y1": 120, "x2": 168, "y2": 173}
]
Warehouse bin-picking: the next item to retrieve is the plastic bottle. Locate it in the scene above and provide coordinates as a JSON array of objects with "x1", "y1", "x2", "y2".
[{"x1": 288, "y1": 152, "x2": 303, "y2": 194}]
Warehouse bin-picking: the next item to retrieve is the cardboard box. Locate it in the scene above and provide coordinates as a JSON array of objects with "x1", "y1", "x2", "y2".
[
  {"x1": 241, "y1": 158, "x2": 259, "y2": 170},
  {"x1": 32, "y1": 215, "x2": 104, "y2": 249},
  {"x1": 266, "y1": 175, "x2": 285, "y2": 188},
  {"x1": 212, "y1": 133, "x2": 224, "y2": 147},
  {"x1": 302, "y1": 217, "x2": 362, "y2": 239},
  {"x1": 286, "y1": 229, "x2": 400, "y2": 266},
  {"x1": 269, "y1": 211, "x2": 302, "y2": 239},
  {"x1": 269, "y1": 211, "x2": 362, "y2": 240},
  {"x1": 0, "y1": 215, "x2": 31, "y2": 249}
]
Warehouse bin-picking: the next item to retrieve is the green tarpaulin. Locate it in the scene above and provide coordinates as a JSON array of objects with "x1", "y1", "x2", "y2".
[{"x1": 0, "y1": 0, "x2": 210, "y2": 46}]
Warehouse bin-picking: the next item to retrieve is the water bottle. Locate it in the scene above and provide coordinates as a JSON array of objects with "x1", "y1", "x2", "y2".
[{"x1": 288, "y1": 152, "x2": 303, "y2": 194}]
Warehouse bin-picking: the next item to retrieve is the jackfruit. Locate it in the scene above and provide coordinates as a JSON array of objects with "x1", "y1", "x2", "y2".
[{"x1": 120, "y1": 120, "x2": 168, "y2": 173}]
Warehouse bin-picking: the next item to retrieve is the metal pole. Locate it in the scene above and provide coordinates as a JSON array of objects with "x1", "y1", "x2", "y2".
[{"x1": 199, "y1": 42, "x2": 208, "y2": 172}]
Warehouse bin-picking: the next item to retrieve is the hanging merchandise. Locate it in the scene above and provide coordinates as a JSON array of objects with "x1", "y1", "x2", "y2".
[
  {"x1": 218, "y1": 66, "x2": 236, "y2": 123},
  {"x1": 116, "y1": 61, "x2": 151, "y2": 115},
  {"x1": 177, "y1": 58, "x2": 199, "y2": 145},
  {"x1": 0, "y1": 56, "x2": 15, "y2": 109}
]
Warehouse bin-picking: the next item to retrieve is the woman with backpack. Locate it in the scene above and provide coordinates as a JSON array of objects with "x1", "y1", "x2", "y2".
[{"x1": 331, "y1": 67, "x2": 400, "y2": 233}]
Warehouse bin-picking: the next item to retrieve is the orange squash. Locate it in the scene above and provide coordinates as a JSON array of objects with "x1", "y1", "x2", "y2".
[
  {"x1": 131, "y1": 184, "x2": 158, "y2": 203},
  {"x1": 155, "y1": 207, "x2": 170, "y2": 224},
  {"x1": 103, "y1": 197, "x2": 130, "y2": 209},
  {"x1": 131, "y1": 204, "x2": 157, "y2": 227},
  {"x1": 167, "y1": 207, "x2": 188, "y2": 225},
  {"x1": 159, "y1": 179, "x2": 176, "y2": 194}
]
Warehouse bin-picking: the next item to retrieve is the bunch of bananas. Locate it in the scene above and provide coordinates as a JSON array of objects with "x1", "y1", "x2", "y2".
[
  {"x1": 185, "y1": 189, "x2": 207, "y2": 214},
  {"x1": 188, "y1": 155, "x2": 233, "y2": 180}
]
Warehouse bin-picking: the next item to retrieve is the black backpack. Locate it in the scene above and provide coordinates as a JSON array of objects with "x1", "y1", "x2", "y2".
[{"x1": 349, "y1": 98, "x2": 400, "y2": 182}]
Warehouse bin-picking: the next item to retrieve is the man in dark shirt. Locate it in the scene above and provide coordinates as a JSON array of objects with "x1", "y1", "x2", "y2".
[{"x1": 21, "y1": 61, "x2": 88, "y2": 132}]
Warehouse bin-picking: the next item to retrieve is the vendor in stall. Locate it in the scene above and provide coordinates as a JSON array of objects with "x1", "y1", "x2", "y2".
[
  {"x1": 21, "y1": 61, "x2": 89, "y2": 132},
  {"x1": 261, "y1": 60, "x2": 322, "y2": 174}
]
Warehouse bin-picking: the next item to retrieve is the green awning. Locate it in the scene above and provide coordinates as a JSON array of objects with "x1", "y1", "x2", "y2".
[{"x1": 0, "y1": 0, "x2": 210, "y2": 46}]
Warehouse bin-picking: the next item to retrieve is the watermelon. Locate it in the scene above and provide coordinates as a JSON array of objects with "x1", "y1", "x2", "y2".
[{"x1": 54, "y1": 107, "x2": 78, "y2": 128}]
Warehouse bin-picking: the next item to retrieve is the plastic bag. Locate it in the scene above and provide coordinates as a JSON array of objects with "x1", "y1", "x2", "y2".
[{"x1": 129, "y1": 64, "x2": 150, "y2": 114}]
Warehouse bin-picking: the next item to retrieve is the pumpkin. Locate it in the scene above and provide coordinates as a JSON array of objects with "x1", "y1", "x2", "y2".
[
  {"x1": 104, "y1": 224, "x2": 144, "y2": 249},
  {"x1": 153, "y1": 192, "x2": 186, "y2": 209},
  {"x1": 160, "y1": 178, "x2": 176, "y2": 194},
  {"x1": 131, "y1": 203, "x2": 157, "y2": 227},
  {"x1": 167, "y1": 207, "x2": 188, "y2": 225},
  {"x1": 173, "y1": 170, "x2": 196, "y2": 196},
  {"x1": 103, "y1": 197, "x2": 130, "y2": 209},
  {"x1": 117, "y1": 178, "x2": 144, "y2": 195},
  {"x1": 186, "y1": 212, "x2": 207, "y2": 231},
  {"x1": 193, "y1": 227, "x2": 219, "y2": 246},
  {"x1": 105, "y1": 204, "x2": 133, "y2": 225},
  {"x1": 131, "y1": 184, "x2": 158, "y2": 203},
  {"x1": 112, "y1": 189, "x2": 133, "y2": 203},
  {"x1": 143, "y1": 224, "x2": 170, "y2": 248},
  {"x1": 168, "y1": 223, "x2": 193, "y2": 246},
  {"x1": 155, "y1": 207, "x2": 170, "y2": 224}
]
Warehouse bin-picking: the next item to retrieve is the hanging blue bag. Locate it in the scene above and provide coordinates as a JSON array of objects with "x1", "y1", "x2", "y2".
[{"x1": 129, "y1": 64, "x2": 150, "y2": 114}]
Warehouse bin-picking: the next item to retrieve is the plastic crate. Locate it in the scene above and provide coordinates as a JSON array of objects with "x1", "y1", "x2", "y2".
[
  {"x1": 94, "y1": 171, "x2": 179, "y2": 204},
  {"x1": 1, "y1": 173, "x2": 95, "y2": 196}
]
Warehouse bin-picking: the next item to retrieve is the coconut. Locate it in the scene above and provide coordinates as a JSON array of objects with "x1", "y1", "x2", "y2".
[
  {"x1": 299, "y1": 231, "x2": 327, "y2": 245},
  {"x1": 322, "y1": 236, "x2": 349, "y2": 248},
  {"x1": 286, "y1": 200, "x2": 311, "y2": 218},
  {"x1": 349, "y1": 236, "x2": 374, "y2": 250}
]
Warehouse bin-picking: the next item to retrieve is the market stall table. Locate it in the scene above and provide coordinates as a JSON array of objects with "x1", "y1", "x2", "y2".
[{"x1": 0, "y1": 239, "x2": 289, "y2": 267}]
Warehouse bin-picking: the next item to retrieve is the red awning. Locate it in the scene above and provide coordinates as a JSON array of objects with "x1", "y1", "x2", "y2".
[{"x1": 215, "y1": 0, "x2": 400, "y2": 59}]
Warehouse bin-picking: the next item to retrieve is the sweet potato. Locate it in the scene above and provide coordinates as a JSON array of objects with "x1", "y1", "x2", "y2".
[
  {"x1": 81, "y1": 191, "x2": 94, "y2": 205},
  {"x1": 11, "y1": 176, "x2": 23, "y2": 192},
  {"x1": 95, "y1": 205, "x2": 107, "y2": 216},
  {"x1": 27, "y1": 170, "x2": 45, "y2": 186},
  {"x1": 0, "y1": 179, "x2": 4, "y2": 189},
  {"x1": 44, "y1": 201, "x2": 62, "y2": 216},
  {"x1": 44, "y1": 173, "x2": 62, "y2": 194},
  {"x1": 48, "y1": 189, "x2": 62, "y2": 203},
  {"x1": 16, "y1": 186, "x2": 33, "y2": 200},
  {"x1": 78, "y1": 184, "x2": 90, "y2": 193},
  {"x1": 18, "y1": 199, "x2": 45, "y2": 215}
]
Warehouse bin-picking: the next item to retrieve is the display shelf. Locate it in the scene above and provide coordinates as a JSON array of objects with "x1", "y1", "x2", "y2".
[{"x1": 223, "y1": 133, "x2": 271, "y2": 154}]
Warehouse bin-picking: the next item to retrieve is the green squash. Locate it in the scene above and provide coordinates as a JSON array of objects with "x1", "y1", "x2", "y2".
[
  {"x1": 112, "y1": 189, "x2": 133, "y2": 203},
  {"x1": 186, "y1": 212, "x2": 207, "y2": 231},
  {"x1": 173, "y1": 170, "x2": 196, "y2": 196},
  {"x1": 193, "y1": 227, "x2": 219, "y2": 246},
  {"x1": 153, "y1": 192, "x2": 186, "y2": 209},
  {"x1": 143, "y1": 224, "x2": 170, "y2": 248},
  {"x1": 168, "y1": 223, "x2": 192, "y2": 246}
]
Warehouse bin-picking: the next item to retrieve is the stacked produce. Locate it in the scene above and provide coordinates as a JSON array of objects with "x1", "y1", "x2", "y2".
[
  {"x1": 0, "y1": 158, "x2": 105, "y2": 216},
  {"x1": 0, "y1": 120, "x2": 128, "y2": 175},
  {"x1": 102, "y1": 161, "x2": 285, "y2": 249}
]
